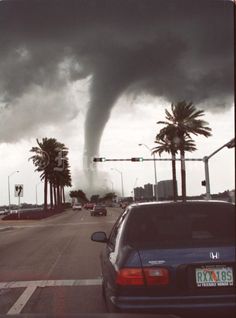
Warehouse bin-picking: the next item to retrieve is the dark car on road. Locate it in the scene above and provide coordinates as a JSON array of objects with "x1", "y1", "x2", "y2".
[
  {"x1": 90, "y1": 205, "x2": 107, "y2": 216},
  {"x1": 91, "y1": 201, "x2": 236, "y2": 316}
]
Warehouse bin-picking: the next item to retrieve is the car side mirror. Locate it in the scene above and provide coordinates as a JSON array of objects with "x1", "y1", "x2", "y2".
[{"x1": 91, "y1": 231, "x2": 108, "y2": 243}]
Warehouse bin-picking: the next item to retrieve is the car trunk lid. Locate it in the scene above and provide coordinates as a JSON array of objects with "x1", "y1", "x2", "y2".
[{"x1": 137, "y1": 245, "x2": 235, "y2": 295}]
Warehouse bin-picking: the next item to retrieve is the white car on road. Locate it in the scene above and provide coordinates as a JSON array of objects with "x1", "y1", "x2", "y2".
[{"x1": 72, "y1": 204, "x2": 82, "y2": 211}]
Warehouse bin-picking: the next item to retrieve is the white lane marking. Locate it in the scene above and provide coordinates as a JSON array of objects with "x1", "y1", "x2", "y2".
[
  {"x1": 7, "y1": 285, "x2": 37, "y2": 315},
  {"x1": 0, "y1": 278, "x2": 102, "y2": 289}
]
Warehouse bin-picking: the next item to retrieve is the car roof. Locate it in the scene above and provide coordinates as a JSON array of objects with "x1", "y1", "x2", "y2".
[{"x1": 129, "y1": 200, "x2": 234, "y2": 210}]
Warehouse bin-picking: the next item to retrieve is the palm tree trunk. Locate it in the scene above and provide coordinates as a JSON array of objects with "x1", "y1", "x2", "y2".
[
  {"x1": 180, "y1": 149, "x2": 186, "y2": 201},
  {"x1": 59, "y1": 186, "x2": 61, "y2": 205},
  {"x1": 53, "y1": 184, "x2": 57, "y2": 210},
  {"x1": 62, "y1": 187, "x2": 65, "y2": 203},
  {"x1": 50, "y1": 181, "x2": 53, "y2": 210},
  {"x1": 171, "y1": 152, "x2": 177, "y2": 201},
  {"x1": 44, "y1": 175, "x2": 48, "y2": 211},
  {"x1": 57, "y1": 183, "x2": 61, "y2": 211}
]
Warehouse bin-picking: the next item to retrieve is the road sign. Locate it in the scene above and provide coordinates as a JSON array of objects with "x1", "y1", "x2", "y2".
[{"x1": 15, "y1": 184, "x2": 23, "y2": 197}]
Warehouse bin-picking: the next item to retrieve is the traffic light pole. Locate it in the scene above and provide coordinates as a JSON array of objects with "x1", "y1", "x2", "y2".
[
  {"x1": 202, "y1": 138, "x2": 235, "y2": 200},
  {"x1": 94, "y1": 137, "x2": 234, "y2": 202},
  {"x1": 203, "y1": 156, "x2": 211, "y2": 200}
]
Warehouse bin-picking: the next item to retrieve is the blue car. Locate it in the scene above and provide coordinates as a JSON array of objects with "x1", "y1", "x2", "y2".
[{"x1": 91, "y1": 200, "x2": 235, "y2": 316}]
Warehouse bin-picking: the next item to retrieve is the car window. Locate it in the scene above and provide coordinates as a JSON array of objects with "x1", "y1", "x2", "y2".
[
  {"x1": 108, "y1": 210, "x2": 129, "y2": 248},
  {"x1": 125, "y1": 204, "x2": 235, "y2": 248}
]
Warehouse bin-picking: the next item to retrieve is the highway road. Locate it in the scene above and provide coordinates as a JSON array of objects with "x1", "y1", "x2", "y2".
[{"x1": 0, "y1": 207, "x2": 123, "y2": 315}]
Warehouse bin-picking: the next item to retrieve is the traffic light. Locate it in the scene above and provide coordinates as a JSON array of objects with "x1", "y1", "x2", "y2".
[
  {"x1": 201, "y1": 180, "x2": 206, "y2": 186},
  {"x1": 93, "y1": 157, "x2": 106, "y2": 162},
  {"x1": 131, "y1": 157, "x2": 143, "y2": 162}
]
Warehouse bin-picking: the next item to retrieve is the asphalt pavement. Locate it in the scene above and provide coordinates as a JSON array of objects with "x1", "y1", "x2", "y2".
[{"x1": 0, "y1": 207, "x2": 122, "y2": 315}]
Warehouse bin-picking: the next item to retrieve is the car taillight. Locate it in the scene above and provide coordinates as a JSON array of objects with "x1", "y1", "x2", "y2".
[
  {"x1": 116, "y1": 268, "x2": 144, "y2": 286},
  {"x1": 143, "y1": 267, "x2": 169, "y2": 285},
  {"x1": 116, "y1": 267, "x2": 169, "y2": 286}
]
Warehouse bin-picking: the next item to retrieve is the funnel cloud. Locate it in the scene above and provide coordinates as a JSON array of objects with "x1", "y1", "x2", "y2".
[{"x1": 0, "y1": 0, "x2": 234, "y2": 183}]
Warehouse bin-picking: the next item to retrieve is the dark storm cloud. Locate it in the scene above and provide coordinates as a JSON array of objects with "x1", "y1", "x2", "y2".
[{"x1": 0, "y1": 0, "x2": 234, "y2": 161}]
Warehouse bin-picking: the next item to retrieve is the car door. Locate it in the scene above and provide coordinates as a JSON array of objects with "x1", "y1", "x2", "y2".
[{"x1": 101, "y1": 210, "x2": 129, "y2": 297}]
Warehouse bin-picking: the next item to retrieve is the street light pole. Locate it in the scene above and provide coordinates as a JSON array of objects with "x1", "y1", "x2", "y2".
[
  {"x1": 8, "y1": 170, "x2": 19, "y2": 211},
  {"x1": 139, "y1": 143, "x2": 158, "y2": 200},
  {"x1": 153, "y1": 152, "x2": 158, "y2": 200},
  {"x1": 111, "y1": 168, "x2": 124, "y2": 197}
]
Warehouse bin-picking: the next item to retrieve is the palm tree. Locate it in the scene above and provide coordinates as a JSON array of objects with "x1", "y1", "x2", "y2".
[
  {"x1": 157, "y1": 101, "x2": 212, "y2": 201},
  {"x1": 61, "y1": 168, "x2": 72, "y2": 204},
  {"x1": 153, "y1": 126, "x2": 196, "y2": 201},
  {"x1": 154, "y1": 125, "x2": 178, "y2": 201},
  {"x1": 54, "y1": 165, "x2": 71, "y2": 208},
  {"x1": 29, "y1": 138, "x2": 71, "y2": 211},
  {"x1": 29, "y1": 138, "x2": 58, "y2": 211},
  {"x1": 52, "y1": 143, "x2": 71, "y2": 210}
]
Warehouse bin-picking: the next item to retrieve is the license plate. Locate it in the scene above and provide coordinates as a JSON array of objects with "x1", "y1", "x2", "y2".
[{"x1": 195, "y1": 266, "x2": 234, "y2": 287}]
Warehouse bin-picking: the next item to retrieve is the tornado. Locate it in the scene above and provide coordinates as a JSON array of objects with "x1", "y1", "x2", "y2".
[
  {"x1": 83, "y1": 62, "x2": 133, "y2": 189},
  {"x1": 0, "y1": 0, "x2": 233, "y2": 189}
]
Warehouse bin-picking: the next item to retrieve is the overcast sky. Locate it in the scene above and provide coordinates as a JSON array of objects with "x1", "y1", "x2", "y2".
[{"x1": 0, "y1": 0, "x2": 234, "y2": 206}]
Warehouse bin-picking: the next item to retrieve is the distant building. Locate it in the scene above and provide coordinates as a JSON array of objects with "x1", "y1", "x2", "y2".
[
  {"x1": 134, "y1": 184, "x2": 154, "y2": 201},
  {"x1": 144, "y1": 183, "x2": 154, "y2": 200},
  {"x1": 157, "y1": 180, "x2": 177, "y2": 200},
  {"x1": 134, "y1": 187, "x2": 145, "y2": 201},
  {"x1": 134, "y1": 187, "x2": 144, "y2": 200}
]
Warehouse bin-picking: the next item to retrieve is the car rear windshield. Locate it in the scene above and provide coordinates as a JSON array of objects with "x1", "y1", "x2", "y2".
[{"x1": 125, "y1": 204, "x2": 235, "y2": 248}]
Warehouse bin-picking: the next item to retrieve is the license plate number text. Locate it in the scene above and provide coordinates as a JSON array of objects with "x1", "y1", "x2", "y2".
[{"x1": 195, "y1": 267, "x2": 234, "y2": 287}]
